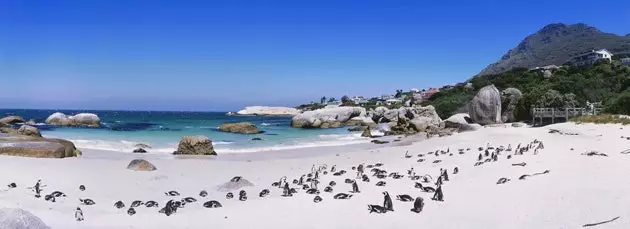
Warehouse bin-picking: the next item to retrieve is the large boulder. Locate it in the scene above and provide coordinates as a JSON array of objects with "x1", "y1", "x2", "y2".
[
  {"x1": 0, "y1": 137, "x2": 81, "y2": 158},
  {"x1": 345, "y1": 116, "x2": 376, "y2": 127},
  {"x1": 17, "y1": 125, "x2": 41, "y2": 137},
  {"x1": 501, "y1": 87, "x2": 523, "y2": 123},
  {"x1": 127, "y1": 159, "x2": 157, "y2": 171},
  {"x1": 468, "y1": 85, "x2": 502, "y2": 125},
  {"x1": 218, "y1": 122, "x2": 263, "y2": 134},
  {"x1": 45, "y1": 112, "x2": 101, "y2": 128},
  {"x1": 444, "y1": 113, "x2": 481, "y2": 132},
  {"x1": 235, "y1": 106, "x2": 300, "y2": 116},
  {"x1": 173, "y1": 136, "x2": 216, "y2": 155},
  {"x1": 0, "y1": 208, "x2": 50, "y2": 229},
  {"x1": 291, "y1": 107, "x2": 366, "y2": 129},
  {"x1": 0, "y1": 116, "x2": 25, "y2": 125}
]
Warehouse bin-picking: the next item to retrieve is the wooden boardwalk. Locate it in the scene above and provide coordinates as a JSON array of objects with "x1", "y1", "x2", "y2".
[{"x1": 531, "y1": 107, "x2": 602, "y2": 126}]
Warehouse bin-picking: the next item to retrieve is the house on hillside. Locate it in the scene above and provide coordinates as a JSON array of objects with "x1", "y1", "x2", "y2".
[
  {"x1": 351, "y1": 96, "x2": 368, "y2": 105},
  {"x1": 568, "y1": 49, "x2": 613, "y2": 67},
  {"x1": 410, "y1": 88, "x2": 420, "y2": 93},
  {"x1": 420, "y1": 88, "x2": 440, "y2": 100},
  {"x1": 385, "y1": 98, "x2": 402, "y2": 105},
  {"x1": 622, "y1": 57, "x2": 630, "y2": 66}
]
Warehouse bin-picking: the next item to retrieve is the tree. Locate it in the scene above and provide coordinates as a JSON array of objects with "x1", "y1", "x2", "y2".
[
  {"x1": 341, "y1": 95, "x2": 350, "y2": 103},
  {"x1": 395, "y1": 89, "x2": 403, "y2": 98},
  {"x1": 606, "y1": 91, "x2": 630, "y2": 115},
  {"x1": 320, "y1": 96, "x2": 327, "y2": 104},
  {"x1": 328, "y1": 97, "x2": 336, "y2": 103}
]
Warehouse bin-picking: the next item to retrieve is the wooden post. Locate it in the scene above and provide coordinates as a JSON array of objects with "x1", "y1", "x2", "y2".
[
  {"x1": 551, "y1": 109, "x2": 555, "y2": 124},
  {"x1": 531, "y1": 108, "x2": 535, "y2": 127},
  {"x1": 565, "y1": 108, "x2": 568, "y2": 121}
]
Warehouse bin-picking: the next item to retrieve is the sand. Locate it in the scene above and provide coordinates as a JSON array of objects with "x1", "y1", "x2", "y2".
[{"x1": 1, "y1": 122, "x2": 629, "y2": 229}]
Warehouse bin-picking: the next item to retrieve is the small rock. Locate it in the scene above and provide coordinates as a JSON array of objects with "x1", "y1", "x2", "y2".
[
  {"x1": 127, "y1": 159, "x2": 157, "y2": 171},
  {"x1": 251, "y1": 137, "x2": 262, "y2": 141},
  {"x1": 132, "y1": 148, "x2": 147, "y2": 153}
]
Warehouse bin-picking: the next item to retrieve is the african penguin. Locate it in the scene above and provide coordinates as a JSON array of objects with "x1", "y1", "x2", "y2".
[
  {"x1": 114, "y1": 201, "x2": 125, "y2": 209},
  {"x1": 165, "y1": 191, "x2": 180, "y2": 196},
  {"x1": 79, "y1": 198, "x2": 96, "y2": 206},
  {"x1": 382, "y1": 191, "x2": 394, "y2": 212},
  {"x1": 396, "y1": 194, "x2": 414, "y2": 202},
  {"x1": 199, "y1": 190, "x2": 208, "y2": 197},
  {"x1": 145, "y1": 201, "x2": 159, "y2": 208},
  {"x1": 75, "y1": 207, "x2": 84, "y2": 221},
  {"x1": 203, "y1": 200, "x2": 223, "y2": 208},
  {"x1": 313, "y1": 196, "x2": 323, "y2": 203},
  {"x1": 226, "y1": 192, "x2": 234, "y2": 199},
  {"x1": 333, "y1": 193, "x2": 353, "y2": 200},
  {"x1": 79, "y1": 184, "x2": 85, "y2": 192},
  {"x1": 368, "y1": 204, "x2": 387, "y2": 214},
  {"x1": 410, "y1": 197, "x2": 424, "y2": 213},
  {"x1": 259, "y1": 189, "x2": 270, "y2": 197},
  {"x1": 127, "y1": 207, "x2": 136, "y2": 216},
  {"x1": 375, "y1": 181, "x2": 386, "y2": 187}
]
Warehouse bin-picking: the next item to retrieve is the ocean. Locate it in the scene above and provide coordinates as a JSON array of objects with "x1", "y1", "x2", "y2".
[{"x1": 0, "y1": 109, "x2": 368, "y2": 154}]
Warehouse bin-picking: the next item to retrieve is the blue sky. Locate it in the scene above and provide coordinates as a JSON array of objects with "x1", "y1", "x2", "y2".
[{"x1": 1, "y1": 0, "x2": 629, "y2": 111}]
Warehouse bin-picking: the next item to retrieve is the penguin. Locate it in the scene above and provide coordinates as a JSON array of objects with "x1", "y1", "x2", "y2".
[
  {"x1": 79, "y1": 184, "x2": 85, "y2": 192},
  {"x1": 374, "y1": 163, "x2": 383, "y2": 167},
  {"x1": 231, "y1": 176, "x2": 243, "y2": 182},
  {"x1": 306, "y1": 188, "x2": 320, "y2": 195},
  {"x1": 415, "y1": 182, "x2": 436, "y2": 193},
  {"x1": 496, "y1": 178, "x2": 510, "y2": 184},
  {"x1": 350, "y1": 180, "x2": 360, "y2": 193},
  {"x1": 239, "y1": 190, "x2": 247, "y2": 201},
  {"x1": 396, "y1": 194, "x2": 414, "y2": 202},
  {"x1": 302, "y1": 184, "x2": 310, "y2": 190},
  {"x1": 375, "y1": 181, "x2": 386, "y2": 187},
  {"x1": 344, "y1": 178, "x2": 354, "y2": 184},
  {"x1": 271, "y1": 182, "x2": 280, "y2": 187},
  {"x1": 324, "y1": 186, "x2": 333, "y2": 193},
  {"x1": 453, "y1": 167, "x2": 459, "y2": 175},
  {"x1": 442, "y1": 169, "x2": 449, "y2": 181},
  {"x1": 259, "y1": 189, "x2": 270, "y2": 197},
  {"x1": 362, "y1": 174, "x2": 370, "y2": 182},
  {"x1": 298, "y1": 175, "x2": 305, "y2": 185},
  {"x1": 410, "y1": 197, "x2": 424, "y2": 213},
  {"x1": 182, "y1": 197, "x2": 197, "y2": 203},
  {"x1": 431, "y1": 185, "x2": 444, "y2": 201},
  {"x1": 417, "y1": 158, "x2": 425, "y2": 163},
  {"x1": 165, "y1": 191, "x2": 180, "y2": 196},
  {"x1": 435, "y1": 176, "x2": 443, "y2": 186},
  {"x1": 368, "y1": 204, "x2": 387, "y2": 214},
  {"x1": 282, "y1": 184, "x2": 293, "y2": 197},
  {"x1": 127, "y1": 207, "x2": 136, "y2": 216},
  {"x1": 226, "y1": 192, "x2": 234, "y2": 199},
  {"x1": 485, "y1": 150, "x2": 490, "y2": 157},
  {"x1": 417, "y1": 154, "x2": 424, "y2": 157},
  {"x1": 382, "y1": 191, "x2": 394, "y2": 212},
  {"x1": 131, "y1": 200, "x2": 144, "y2": 208},
  {"x1": 279, "y1": 176, "x2": 287, "y2": 188},
  {"x1": 478, "y1": 153, "x2": 483, "y2": 161},
  {"x1": 34, "y1": 179, "x2": 42, "y2": 198},
  {"x1": 331, "y1": 165, "x2": 337, "y2": 173},
  {"x1": 292, "y1": 179, "x2": 299, "y2": 184},
  {"x1": 44, "y1": 194, "x2": 55, "y2": 203},
  {"x1": 357, "y1": 164, "x2": 364, "y2": 175},
  {"x1": 333, "y1": 193, "x2": 353, "y2": 199},
  {"x1": 405, "y1": 151, "x2": 412, "y2": 158},
  {"x1": 172, "y1": 201, "x2": 183, "y2": 209},
  {"x1": 239, "y1": 195, "x2": 248, "y2": 201},
  {"x1": 199, "y1": 190, "x2": 208, "y2": 197},
  {"x1": 313, "y1": 195, "x2": 323, "y2": 203},
  {"x1": 145, "y1": 201, "x2": 159, "y2": 208},
  {"x1": 366, "y1": 164, "x2": 374, "y2": 169},
  {"x1": 376, "y1": 174, "x2": 387, "y2": 179},
  {"x1": 203, "y1": 200, "x2": 222, "y2": 208},
  {"x1": 50, "y1": 191, "x2": 66, "y2": 198},
  {"x1": 323, "y1": 171, "x2": 328, "y2": 175},
  {"x1": 80, "y1": 198, "x2": 96, "y2": 206},
  {"x1": 478, "y1": 147, "x2": 484, "y2": 151},
  {"x1": 507, "y1": 155, "x2": 512, "y2": 159},
  {"x1": 159, "y1": 200, "x2": 176, "y2": 216},
  {"x1": 7, "y1": 183, "x2": 16, "y2": 189},
  {"x1": 290, "y1": 188, "x2": 298, "y2": 194},
  {"x1": 329, "y1": 181, "x2": 336, "y2": 187},
  {"x1": 74, "y1": 207, "x2": 84, "y2": 221},
  {"x1": 114, "y1": 201, "x2": 125, "y2": 209}
]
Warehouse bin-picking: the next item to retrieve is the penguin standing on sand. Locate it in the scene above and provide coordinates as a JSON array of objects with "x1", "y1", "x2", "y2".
[
  {"x1": 382, "y1": 191, "x2": 394, "y2": 212},
  {"x1": 442, "y1": 169, "x2": 449, "y2": 181},
  {"x1": 356, "y1": 164, "x2": 364, "y2": 179},
  {"x1": 34, "y1": 179, "x2": 42, "y2": 198},
  {"x1": 75, "y1": 207, "x2": 84, "y2": 221},
  {"x1": 298, "y1": 175, "x2": 305, "y2": 185},
  {"x1": 432, "y1": 185, "x2": 444, "y2": 201},
  {"x1": 331, "y1": 165, "x2": 336, "y2": 173},
  {"x1": 478, "y1": 154, "x2": 483, "y2": 161},
  {"x1": 453, "y1": 167, "x2": 459, "y2": 175},
  {"x1": 435, "y1": 175, "x2": 443, "y2": 186},
  {"x1": 351, "y1": 180, "x2": 360, "y2": 193},
  {"x1": 410, "y1": 197, "x2": 424, "y2": 213}
]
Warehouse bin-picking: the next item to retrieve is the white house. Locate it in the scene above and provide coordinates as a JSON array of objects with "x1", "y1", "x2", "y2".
[
  {"x1": 385, "y1": 98, "x2": 402, "y2": 105},
  {"x1": 410, "y1": 88, "x2": 420, "y2": 93},
  {"x1": 622, "y1": 57, "x2": 630, "y2": 66},
  {"x1": 569, "y1": 49, "x2": 613, "y2": 67},
  {"x1": 351, "y1": 96, "x2": 368, "y2": 105}
]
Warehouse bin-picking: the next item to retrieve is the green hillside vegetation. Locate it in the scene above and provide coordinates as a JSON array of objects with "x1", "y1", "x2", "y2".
[{"x1": 423, "y1": 60, "x2": 630, "y2": 120}]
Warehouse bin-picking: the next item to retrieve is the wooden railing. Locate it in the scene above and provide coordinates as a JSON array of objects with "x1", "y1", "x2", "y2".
[{"x1": 531, "y1": 107, "x2": 602, "y2": 126}]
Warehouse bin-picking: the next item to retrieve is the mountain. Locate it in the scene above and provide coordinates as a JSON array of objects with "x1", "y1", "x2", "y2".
[{"x1": 478, "y1": 23, "x2": 630, "y2": 76}]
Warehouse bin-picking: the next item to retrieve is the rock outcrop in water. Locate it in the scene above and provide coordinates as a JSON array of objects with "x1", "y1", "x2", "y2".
[
  {"x1": 468, "y1": 85, "x2": 502, "y2": 125},
  {"x1": 0, "y1": 116, "x2": 25, "y2": 125},
  {"x1": 219, "y1": 122, "x2": 263, "y2": 134},
  {"x1": 45, "y1": 112, "x2": 101, "y2": 128},
  {"x1": 234, "y1": 106, "x2": 300, "y2": 116},
  {"x1": 17, "y1": 125, "x2": 41, "y2": 137},
  {"x1": 0, "y1": 134, "x2": 81, "y2": 158},
  {"x1": 291, "y1": 107, "x2": 367, "y2": 128},
  {"x1": 173, "y1": 136, "x2": 216, "y2": 155}
]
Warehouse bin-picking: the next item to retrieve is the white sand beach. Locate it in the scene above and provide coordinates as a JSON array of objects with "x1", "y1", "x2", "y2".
[{"x1": 1, "y1": 123, "x2": 630, "y2": 229}]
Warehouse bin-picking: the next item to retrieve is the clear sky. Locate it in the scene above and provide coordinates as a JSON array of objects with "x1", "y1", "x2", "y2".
[{"x1": 1, "y1": 0, "x2": 629, "y2": 111}]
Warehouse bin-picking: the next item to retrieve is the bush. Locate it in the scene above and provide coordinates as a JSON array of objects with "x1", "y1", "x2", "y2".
[{"x1": 605, "y1": 91, "x2": 630, "y2": 115}]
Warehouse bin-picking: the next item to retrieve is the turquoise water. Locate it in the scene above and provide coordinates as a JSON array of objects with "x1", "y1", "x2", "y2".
[{"x1": 0, "y1": 109, "x2": 366, "y2": 153}]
